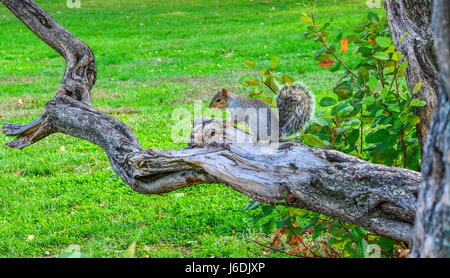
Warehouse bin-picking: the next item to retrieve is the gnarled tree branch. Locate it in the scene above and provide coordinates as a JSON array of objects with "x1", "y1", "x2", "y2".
[{"x1": 1, "y1": 0, "x2": 423, "y2": 243}]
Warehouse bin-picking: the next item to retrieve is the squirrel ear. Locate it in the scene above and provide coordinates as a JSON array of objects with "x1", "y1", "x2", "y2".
[{"x1": 221, "y1": 88, "x2": 230, "y2": 98}]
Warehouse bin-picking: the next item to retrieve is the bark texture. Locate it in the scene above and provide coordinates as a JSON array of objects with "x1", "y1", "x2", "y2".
[
  {"x1": 1, "y1": 0, "x2": 424, "y2": 243},
  {"x1": 384, "y1": 0, "x2": 439, "y2": 152},
  {"x1": 410, "y1": 0, "x2": 450, "y2": 258}
]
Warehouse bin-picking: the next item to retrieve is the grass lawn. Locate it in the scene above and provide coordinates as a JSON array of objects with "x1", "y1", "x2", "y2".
[{"x1": 0, "y1": 0, "x2": 384, "y2": 258}]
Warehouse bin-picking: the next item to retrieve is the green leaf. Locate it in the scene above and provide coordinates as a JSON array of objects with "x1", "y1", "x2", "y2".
[
  {"x1": 125, "y1": 241, "x2": 137, "y2": 258},
  {"x1": 399, "y1": 32, "x2": 408, "y2": 43},
  {"x1": 378, "y1": 237, "x2": 396, "y2": 253},
  {"x1": 362, "y1": 96, "x2": 375, "y2": 105},
  {"x1": 390, "y1": 105, "x2": 401, "y2": 113},
  {"x1": 354, "y1": 226, "x2": 367, "y2": 237},
  {"x1": 312, "y1": 117, "x2": 330, "y2": 127},
  {"x1": 327, "y1": 237, "x2": 337, "y2": 247},
  {"x1": 358, "y1": 46, "x2": 372, "y2": 57},
  {"x1": 346, "y1": 35, "x2": 358, "y2": 42},
  {"x1": 314, "y1": 48, "x2": 327, "y2": 60},
  {"x1": 380, "y1": 87, "x2": 389, "y2": 98},
  {"x1": 413, "y1": 80, "x2": 422, "y2": 94},
  {"x1": 375, "y1": 36, "x2": 391, "y2": 48},
  {"x1": 398, "y1": 60, "x2": 408, "y2": 77},
  {"x1": 407, "y1": 113, "x2": 420, "y2": 124},
  {"x1": 330, "y1": 62, "x2": 341, "y2": 72},
  {"x1": 334, "y1": 101, "x2": 353, "y2": 114},
  {"x1": 391, "y1": 51, "x2": 402, "y2": 61},
  {"x1": 242, "y1": 200, "x2": 262, "y2": 212},
  {"x1": 367, "y1": 11, "x2": 379, "y2": 23},
  {"x1": 261, "y1": 204, "x2": 275, "y2": 216},
  {"x1": 312, "y1": 223, "x2": 327, "y2": 239},
  {"x1": 356, "y1": 239, "x2": 369, "y2": 258},
  {"x1": 301, "y1": 31, "x2": 315, "y2": 40},
  {"x1": 385, "y1": 45, "x2": 395, "y2": 54},
  {"x1": 366, "y1": 128, "x2": 390, "y2": 144},
  {"x1": 302, "y1": 134, "x2": 325, "y2": 147},
  {"x1": 334, "y1": 30, "x2": 343, "y2": 43},
  {"x1": 300, "y1": 15, "x2": 313, "y2": 24},
  {"x1": 378, "y1": 134, "x2": 398, "y2": 155},
  {"x1": 393, "y1": 119, "x2": 403, "y2": 129},
  {"x1": 373, "y1": 52, "x2": 389, "y2": 61},
  {"x1": 333, "y1": 80, "x2": 354, "y2": 99},
  {"x1": 375, "y1": 108, "x2": 385, "y2": 117},
  {"x1": 385, "y1": 65, "x2": 396, "y2": 74},
  {"x1": 301, "y1": 219, "x2": 316, "y2": 232},
  {"x1": 287, "y1": 207, "x2": 307, "y2": 217},
  {"x1": 368, "y1": 75, "x2": 378, "y2": 91},
  {"x1": 346, "y1": 119, "x2": 361, "y2": 128},
  {"x1": 319, "y1": 97, "x2": 337, "y2": 107},
  {"x1": 358, "y1": 67, "x2": 368, "y2": 82},
  {"x1": 410, "y1": 99, "x2": 427, "y2": 107},
  {"x1": 405, "y1": 145, "x2": 421, "y2": 170},
  {"x1": 350, "y1": 229, "x2": 362, "y2": 242},
  {"x1": 271, "y1": 56, "x2": 278, "y2": 70},
  {"x1": 262, "y1": 218, "x2": 275, "y2": 234},
  {"x1": 347, "y1": 128, "x2": 360, "y2": 146}
]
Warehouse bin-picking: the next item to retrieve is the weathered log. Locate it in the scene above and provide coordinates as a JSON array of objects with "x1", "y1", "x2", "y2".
[
  {"x1": 384, "y1": 0, "x2": 439, "y2": 153},
  {"x1": 1, "y1": 0, "x2": 423, "y2": 243},
  {"x1": 410, "y1": 0, "x2": 450, "y2": 257}
]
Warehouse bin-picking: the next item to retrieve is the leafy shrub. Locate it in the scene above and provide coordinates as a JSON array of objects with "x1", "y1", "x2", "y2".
[
  {"x1": 301, "y1": 11, "x2": 422, "y2": 170},
  {"x1": 241, "y1": 11, "x2": 418, "y2": 258}
]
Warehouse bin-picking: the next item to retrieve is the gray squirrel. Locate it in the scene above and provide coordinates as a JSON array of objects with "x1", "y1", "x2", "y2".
[{"x1": 209, "y1": 82, "x2": 315, "y2": 141}]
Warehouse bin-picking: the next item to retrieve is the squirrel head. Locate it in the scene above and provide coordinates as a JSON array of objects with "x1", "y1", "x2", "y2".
[{"x1": 209, "y1": 88, "x2": 230, "y2": 109}]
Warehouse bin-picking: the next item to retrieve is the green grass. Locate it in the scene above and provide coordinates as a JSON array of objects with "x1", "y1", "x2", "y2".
[{"x1": 0, "y1": 0, "x2": 384, "y2": 258}]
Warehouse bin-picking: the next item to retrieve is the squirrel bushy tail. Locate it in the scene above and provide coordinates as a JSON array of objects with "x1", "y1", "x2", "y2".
[{"x1": 276, "y1": 81, "x2": 315, "y2": 137}]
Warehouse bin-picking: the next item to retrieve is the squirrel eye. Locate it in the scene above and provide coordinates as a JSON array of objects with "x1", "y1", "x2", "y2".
[{"x1": 216, "y1": 98, "x2": 221, "y2": 102}]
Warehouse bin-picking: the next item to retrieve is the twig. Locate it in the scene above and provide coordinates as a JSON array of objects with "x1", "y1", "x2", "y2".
[
  {"x1": 310, "y1": 12, "x2": 392, "y2": 117},
  {"x1": 388, "y1": 64, "x2": 398, "y2": 98},
  {"x1": 311, "y1": 12, "x2": 358, "y2": 79},
  {"x1": 379, "y1": 246, "x2": 395, "y2": 258},
  {"x1": 400, "y1": 129, "x2": 407, "y2": 168},
  {"x1": 264, "y1": 81, "x2": 278, "y2": 95},
  {"x1": 338, "y1": 219, "x2": 352, "y2": 235}
]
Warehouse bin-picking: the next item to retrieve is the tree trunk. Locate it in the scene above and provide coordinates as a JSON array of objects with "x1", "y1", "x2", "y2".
[
  {"x1": 1, "y1": 0, "x2": 423, "y2": 243},
  {"x1": 410, "y1": 0, "x2": 450, "y2": 258},
  {"x1": 384, "y1": 0, "x2": 439, "y2": 153}
]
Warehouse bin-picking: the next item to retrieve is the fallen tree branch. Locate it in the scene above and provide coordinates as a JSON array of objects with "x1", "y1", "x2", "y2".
[{"x1": 1, "y1": 0, "x2": 423, "y2": 243}]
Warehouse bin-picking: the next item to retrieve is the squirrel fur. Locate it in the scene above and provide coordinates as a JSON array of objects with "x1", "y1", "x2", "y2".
[{"x1": 209, "y1": 82, "x2": 315, "y2": 140}]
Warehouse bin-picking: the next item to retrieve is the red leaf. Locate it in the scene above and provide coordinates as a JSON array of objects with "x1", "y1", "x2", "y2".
[
  {"x1": 318, "y1": 59, "x2": 334, "y2": 68},
  {"x1": 340, "y1": 37, "x2": 348, "y2": 54},
  {"x1": 368, "y1": 37, "x2": 376, "y2": 47},
  {"x1": 272, "y1": 236, "x2": 280, "y2": 247}
]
